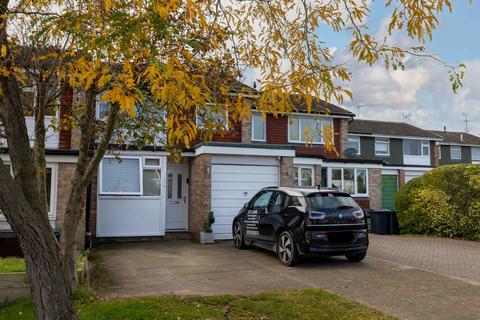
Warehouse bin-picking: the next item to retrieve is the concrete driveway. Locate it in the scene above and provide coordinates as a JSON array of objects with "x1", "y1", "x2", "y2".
[{"x1": 98, "y1": 234, "x2": 480, "y2": 320}]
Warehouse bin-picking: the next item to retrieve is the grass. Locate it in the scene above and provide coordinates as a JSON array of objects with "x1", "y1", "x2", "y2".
[
  {"x1": 0, "y1": 257, "x2": 26, "y2": 273},
  {"x1": 0, "y1": 252, "x2": 88, "y2": 274},
  {"x1": 0, "y1": 287, "x2": 395, "y2": 320}
]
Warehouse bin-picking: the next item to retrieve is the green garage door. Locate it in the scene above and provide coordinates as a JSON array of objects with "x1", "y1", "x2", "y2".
[{"x1": 381, "y1": 175, "x2": 398, "y2": 210}]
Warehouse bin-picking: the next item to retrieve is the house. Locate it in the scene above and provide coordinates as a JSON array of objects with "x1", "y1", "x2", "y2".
[
  {"x1": 0, "y1": 86, "x2": 86, "y2": 255},
  {"x1": 90, "y1": 94, "x2": 397, "y2": 241},
  {"x1": 428, "y1": 130, "x2": 480, "y2": 165},
  {"x1": 348, "y1": 119, "x2": 443, "y2": 210}
]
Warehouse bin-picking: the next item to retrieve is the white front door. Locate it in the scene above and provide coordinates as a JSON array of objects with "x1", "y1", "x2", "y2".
[{"x1": 166, "y1": 164, "x2": 188, "y2": 230}]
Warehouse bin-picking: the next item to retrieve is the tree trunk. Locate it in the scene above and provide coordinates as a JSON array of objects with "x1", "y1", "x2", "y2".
[{"x1": 0, "y1": 162, "x2": 75, "y2": 320}]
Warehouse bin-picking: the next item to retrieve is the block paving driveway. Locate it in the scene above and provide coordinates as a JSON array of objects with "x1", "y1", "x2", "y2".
[{"x1": 98, "y1": 234, "x2": 480, "y2": 320}]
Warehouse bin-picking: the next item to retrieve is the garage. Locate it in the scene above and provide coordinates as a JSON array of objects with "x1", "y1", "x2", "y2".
[
  {"x1": 211, "y1": 155, "x2": 279, "y2": 240},
  {"x1": 404, "y1": 170, "x2": 425, "y2": 183}
]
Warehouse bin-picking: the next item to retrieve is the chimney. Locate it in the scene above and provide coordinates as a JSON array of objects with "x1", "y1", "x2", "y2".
[{"x1": 443, "y1": 125, "x2": 446, "y2": 133}]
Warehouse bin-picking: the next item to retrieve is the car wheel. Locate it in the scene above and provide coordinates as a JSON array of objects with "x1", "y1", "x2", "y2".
[
  {"x1": 346, "y1": 252, "x2": 367, "y2": 262},
  {"x1": 233, "y1": 221, "x2": 247, "y2": 249},
  {"x1": 277, "y1": 231, "x2": 300, "y2": 266}
]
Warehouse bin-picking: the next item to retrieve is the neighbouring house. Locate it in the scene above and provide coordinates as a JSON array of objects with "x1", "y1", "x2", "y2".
[
  {"x1": 0, "y1": 86, "x2": 85, "y2": 256},
  {"x1": 428, "y1": 130, "x2": 480, "y2": 165},
  {"x1": 347, "y1": 119, "x2": 443, "y2": 210}
]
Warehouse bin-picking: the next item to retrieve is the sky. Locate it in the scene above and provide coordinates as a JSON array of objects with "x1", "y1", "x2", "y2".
[{"x1": 315, "y1": 1, "x2": 480, "y2": 135}]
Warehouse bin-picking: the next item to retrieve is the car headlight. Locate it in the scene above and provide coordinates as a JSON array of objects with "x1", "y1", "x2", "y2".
[{"x1": 352, "y1": 210, "x2": 364, "y2": 219}]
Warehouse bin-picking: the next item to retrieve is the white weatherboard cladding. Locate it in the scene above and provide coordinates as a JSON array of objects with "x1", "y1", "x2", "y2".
[
  {"x1": 405, "y1": 170, "x2": 424, "y2": 183},
  {"x1": 211, "y1": 155, "x2": 279, "y2": 240}
]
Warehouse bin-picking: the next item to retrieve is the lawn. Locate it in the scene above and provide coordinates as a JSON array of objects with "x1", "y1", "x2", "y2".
[
  {"x1": 0, "y1": 288, "x2": 395, "y2": 320},
  {"x1": 0, "y1": 257, "x2": 25, "y2": 273}
]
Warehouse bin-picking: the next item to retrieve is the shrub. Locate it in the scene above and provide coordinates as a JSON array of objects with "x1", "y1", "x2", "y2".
[
  {"x1": 203, "y1": 211, "x2": 215, "y2": 233},
  {"x1": 395, "y1": 164, "x2": 480, "y2": 240}
]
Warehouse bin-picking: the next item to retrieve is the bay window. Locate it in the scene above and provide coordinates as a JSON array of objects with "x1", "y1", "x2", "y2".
[
  {"x1": 403, "y1": 139, "x2": 430, "y2": 156},
  {"x1": 100, "y1": 156, "x2": 163, "y2": 196},
  {"x1": 375, "y1": 138, "x2": 390, "y2": 156},
  {"x1": 288, "y1": 115, "x2": 333, "y2": 144},
  {"x1": 252, "y1": 113, "x2": 266, "y2": 141},
  {"x1": 329, "y1": 168, "x2": 368, "y2": 196}
]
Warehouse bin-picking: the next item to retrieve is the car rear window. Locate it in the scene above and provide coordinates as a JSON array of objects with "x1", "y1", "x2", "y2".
[{"x1": 306, "y1": 193, "x2": 360, "y2": 211}]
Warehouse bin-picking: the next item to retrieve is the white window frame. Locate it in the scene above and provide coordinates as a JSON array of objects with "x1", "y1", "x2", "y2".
[
  {"x1": 143, "y1": 157, "x2": 162, "y2": 168},
  {"x1": 0, "y1": 162, "x2": 57, "y2": 222},
  {"x1": 195, "y1": 103, "x2": 229, "y2": 131},
  {"x1": 251, "y1": 112, "x2": 266, "y2": 142},
  {"x1": 375, "y1": 138, "x2": 390, "y2": 156},
  {"x1": 438, "y1": 144, "x2": 442, "y2": 159},
  {"x1": 472, "y1": 147, "x2": 480, "y2": 161},
  {"x1": 293, "y1": 166, "x2": 315, "y2": 187},
  {"x1": 327, "y1": 167, "x2": 369, "y2": 197},
  {"x1": 99, "y1": 156, "x2": 143, "y2": 196},
  {"x1": 348, "y1": 135, "x2": 361, "y2": 155},
  {"x1": 23, "y1": 84, "x2": 61, "y2": 118},
  {"x1": 450, "y1": 146, "x2": 462, "y2": 160},
  {"x1": 288, "y1": 115, "x2": 333, "y2": 144},
  {"x1": 403, "y1": 139, "x2": 430, "y2": 157}
]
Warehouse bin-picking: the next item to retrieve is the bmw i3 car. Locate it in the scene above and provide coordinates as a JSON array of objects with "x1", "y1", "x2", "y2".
[{"x1": 232, "y1": 186, "x2": 368, "y2": 266}]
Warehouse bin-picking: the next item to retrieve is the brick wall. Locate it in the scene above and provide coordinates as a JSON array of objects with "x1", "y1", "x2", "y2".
[
  {"x1": 368, "y1": 168, "x2": 382, "y2": 209},
  {"x1": 241, "y1": 117, "x2": 251, "y2": 143},
  {"x1": 188, "y1": 155, "x2": 212, "y2": 239},
  {"x1": 353, "y1": 197, "x2": 370, "y2": 209},
  {"x1": 433, "y1": 142, "x2": 440, "y2": 167},
  {"x1": 339, "y1": 118, "x2": 349, "y2": 157},
  {"x1": 279, "y1": 157, "x2": 295, "y2": 187},
  {"x1": 59, "y1": 87, "x2": 73, "y2": 149},
  {"x1": 266, "y1": 114, "x2": 288, "y2": 144},
  {"x1": 56, "y1": 163, "x2": 86, "y2": 249},
  {"x1": 398, "y1": 169, "x2": 406, "y2": 187}
]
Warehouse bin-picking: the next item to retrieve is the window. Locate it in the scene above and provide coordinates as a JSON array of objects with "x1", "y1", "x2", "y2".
[
  {"x1": 252, "y1": 191, "x2": 274, "y2": 210},
  {"x1": 267, "y1": 192, "x2": 286, "y2": 214},
  {"x1": 472, "y1": 147, "x2": 480, "y2": 161},
  {"x1": 100, "y1": 157, "x2": 142, "y2": 195},
  {"x1": 21, "y1": 82, "x2": 59, "y2": 117},
  {"x1": 288, "y1": 115, "x2": 333, "y2": 144},
  {"x1": 252, "y1": 113, "x2": 266, "y2": 141},
  {"x1": 403, "y1": 139, "x2": 430, "y2": 156},
  {"x1": 293, "y1": 166, "x2": 314, "y2": 187},
  {"x1": 328, "y1": 168, "x2": 368, "y2": 196},
  {"x1": 196, "y1": 104, "x2": 228, "y2": 130},
  {"x1": 450, "y1": 146, "x2": 462, "y2": 160},
  {"x1": 375, "y1": 138, "x2": 390, "y2": 156},
  {"x1": 348, "y1": 136, "x2": 361, "y2": 154},
  {"x1": 143, "y1": 157, "x2": 162, "y2": 196}
]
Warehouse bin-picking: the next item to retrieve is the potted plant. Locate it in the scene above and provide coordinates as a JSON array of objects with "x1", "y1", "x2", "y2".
[{"x1": 200, "y1": 211, "x2": 215, "y2": 244}]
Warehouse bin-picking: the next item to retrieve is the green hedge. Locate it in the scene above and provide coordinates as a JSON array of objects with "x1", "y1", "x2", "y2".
[{"x1": 395, "y1": 164, "x2": 480, "y2": 240}]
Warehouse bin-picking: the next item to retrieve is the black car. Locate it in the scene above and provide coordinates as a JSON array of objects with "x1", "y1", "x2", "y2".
[{"x1": 232, "y1": 186, "x2": 369, "y2": 266}]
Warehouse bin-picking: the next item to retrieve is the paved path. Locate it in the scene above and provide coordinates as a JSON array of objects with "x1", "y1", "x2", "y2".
[{"x1": 98, "y1": 235, "x2": 480, "y2": 320}]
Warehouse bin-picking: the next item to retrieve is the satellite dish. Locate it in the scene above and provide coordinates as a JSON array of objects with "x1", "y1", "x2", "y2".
[{"x1": 344, "y1": 148, "x2": 358, "y2": 158}]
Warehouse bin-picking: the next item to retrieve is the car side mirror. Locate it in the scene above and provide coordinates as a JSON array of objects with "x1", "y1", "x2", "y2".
[{"x1": 243, "y1": 202, "x2": 250, "y2": 209}]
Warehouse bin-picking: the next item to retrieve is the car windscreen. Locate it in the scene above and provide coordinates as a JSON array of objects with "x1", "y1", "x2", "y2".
[{"x1": 306, "y1": 193, "x2": 361, "y2": 212}]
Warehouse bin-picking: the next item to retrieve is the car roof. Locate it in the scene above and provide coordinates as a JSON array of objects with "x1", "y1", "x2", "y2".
[{"x1": 260, "y1": 186, "x2": 350, "y2": 197}]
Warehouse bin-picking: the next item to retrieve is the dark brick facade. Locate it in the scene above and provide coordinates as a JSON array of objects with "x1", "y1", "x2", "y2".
[{"x1": 59, "y1": 87, "x2": 73, "y2": 149}]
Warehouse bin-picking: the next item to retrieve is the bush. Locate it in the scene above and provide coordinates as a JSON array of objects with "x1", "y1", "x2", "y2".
[{"x1": 395, "y1": 164, "x2": 480, "y2": 240}]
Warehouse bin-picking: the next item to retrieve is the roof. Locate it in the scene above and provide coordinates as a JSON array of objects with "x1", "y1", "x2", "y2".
[
  {"x1": 262, "y1": 186, "x2": 349, "y2": 197},
  {"x1": 349, "y1": 119, "x2": 442, "y2": 140},
  {"x1": 429, "y1": 130, "x2": 480, "y2": 146}
]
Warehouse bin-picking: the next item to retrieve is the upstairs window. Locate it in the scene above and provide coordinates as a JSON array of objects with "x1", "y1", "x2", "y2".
[
  {"x1": 195, "y1": 104, "x2": 228, "y2": 130},
  {"x1": 347, "y1": 136, "x2": 361, "y2": 154},
  {"x1": 450, "y1": 146, "x2": 462, "y2": 160},
  {"x1": 375, "y1": 138, "x2": 390, "y2": 156},
  {"x1": 251, "y1": 113, "x2": 266, "y2": 141},
  {"x1": 403, "y1": 140, "x2": 430, "y2": 156},
  {"x1": 288, "y1": 115, "x2": 333, "y2": 144},
  {"x1": 21, "y1": 82, "x2": 59, "y2": 117}
]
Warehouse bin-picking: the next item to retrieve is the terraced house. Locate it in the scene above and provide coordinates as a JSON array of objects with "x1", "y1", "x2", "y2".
[{"x1": 428, "y1": 130, "x2": 480, "y2": 165}]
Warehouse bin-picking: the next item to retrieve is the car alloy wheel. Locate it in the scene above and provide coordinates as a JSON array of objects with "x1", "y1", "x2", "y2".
[
  {"x1": 277, "y1": 231, "x2": 299, "y2": 266},
  {"x1": 233, "y1": 221, "x2": 245, "y2": 249}
]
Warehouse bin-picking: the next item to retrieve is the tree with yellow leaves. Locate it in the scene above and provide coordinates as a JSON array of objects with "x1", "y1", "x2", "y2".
[{"x1": 0, "y1": 0, "x2": 466, "y2": 319}]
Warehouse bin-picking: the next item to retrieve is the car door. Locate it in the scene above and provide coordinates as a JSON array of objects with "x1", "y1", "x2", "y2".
[
  {"x1": 257, "y1": 191, "x2": 287, "y2": 242},
  {"x1": 244, "y1": 191, "x2": 274, "y2": 240}
]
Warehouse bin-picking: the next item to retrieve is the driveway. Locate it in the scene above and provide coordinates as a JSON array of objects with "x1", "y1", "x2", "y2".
[{"x1": 98, "y1": 234, "x2": 480, "y2": 320}]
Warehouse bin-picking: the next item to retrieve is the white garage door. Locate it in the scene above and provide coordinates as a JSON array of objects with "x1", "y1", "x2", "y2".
[
  {"x1": 211, "y1": 156, "x2": 279, "y2": 240},
  {"x1": 405, "y1": 171, "x2": 424, "y2": 183}
]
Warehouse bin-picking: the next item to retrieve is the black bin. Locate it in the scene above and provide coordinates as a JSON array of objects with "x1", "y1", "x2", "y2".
[{"x1": 369, "y1": 209, "x2": 400, "y2": 235}]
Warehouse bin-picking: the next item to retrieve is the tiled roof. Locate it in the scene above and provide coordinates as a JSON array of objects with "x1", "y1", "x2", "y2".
[
  {"x1": 349, "y1": 119, "x2": 442, "y2": 139},
  {"x1": 429, "y1": 130, "x2": 480, "y2": 146}
]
